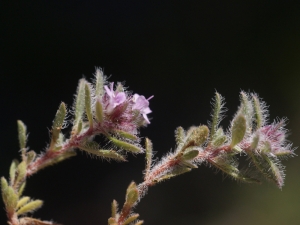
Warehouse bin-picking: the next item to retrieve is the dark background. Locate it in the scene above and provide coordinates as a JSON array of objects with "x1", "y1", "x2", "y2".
[{"x1": 1, "y1": 1, "x2": 300, "y2": 225}]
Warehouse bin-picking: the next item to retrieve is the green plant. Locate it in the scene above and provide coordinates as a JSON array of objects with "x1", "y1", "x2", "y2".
[{"x1": 1, "y1": 69, "x2": 295, "y2": 225}]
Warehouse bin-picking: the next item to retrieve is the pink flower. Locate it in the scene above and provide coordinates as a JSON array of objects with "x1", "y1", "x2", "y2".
[
  {"x1": 257, "y1": 121, "x2": 292, "y2": 155},
  {"x1": 132, "y1": 94, "x2": 153, "y2": 124},
  {"x1": 102, "y1": 82, "x2": 153, "y2": 126},
  {"x1": 104, "y1": 83, "x2": 126, "y2": 113}
]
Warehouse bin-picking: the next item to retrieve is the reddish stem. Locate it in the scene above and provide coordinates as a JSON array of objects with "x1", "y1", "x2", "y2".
[
  {"x1": 118, "y1": 203, "x2": 131, "y2": 225},
  {"x1": 26, "y1": 127, "x2": 95, "y2": 176},
  {"x1": 142, "y1": 144, "x2": 233, "y2": 189}
]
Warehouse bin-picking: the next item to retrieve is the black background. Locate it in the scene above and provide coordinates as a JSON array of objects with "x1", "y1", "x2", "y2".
[{"x1": 2, "y1": 1, "x2": 300, "y2": 225}]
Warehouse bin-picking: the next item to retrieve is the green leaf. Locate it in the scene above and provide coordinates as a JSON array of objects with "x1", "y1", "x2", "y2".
[
  {"x1": 1, "y1": 177, "x2": 18, "y2": 213},
  {"x1": 80, "y1": 141, "x2": 99, "y2": 150},
  {"x1": 95, "y1": 98, "x2": 104, "y2": 123},
  {"x1": 249, "y1": 152, "x2": 284, "y2": 188},
  {"x1": 9, "y1": 159, "x2": 19, "y2": 184},
  {"x1": 77, "y1": 119, "x2": 83, "y2": 134},
  {"x1": 239, "y1": 92, "x2": 253, "y2": 133},
  {"x1": 115, "y1": 130, "x2": 138, "y2": 141},
  {"x1": 95, "y1": 68, "x2": 105, "y2": 96},
  {"x1": 108, "y1": 217, "x2": 118, "y2": 225},
  {"x1": 97, "y1": 150, "x2": 125, "y2": 161},
  {"x1": 1, "y1": 177, "x2": 9, "y2": 204},
  {"x1": 250, "y1": 132, "x2": 260, "y2": 150},
  {"x1": 175, "y1": 126, "x2": 185, "y2": 146},
  {"x1": 85, "y1": 83, "x2": 93, "y2": 128},
  {"x1": 210, "y1": 92, "x2": 224, "y2": 140},
  {"x1": 125, "y1": 182, "x2": 139, "y2": 206},
  {"x1": 18, "y1": 181, "x2": 26, "y2": 197},
  {"x1": 230, "y1": 114, "x2": 246, "y2": 147},
  {"x1": 126, "y1": 182, "x2": 137, "y2": 196},
  {"x1": 17, "y1": 120, "x2": 27, "y2": 149},
  {"x1": 109, "y1": 137, "x2": 143, "y2": 153},
  {"x1": 182, "y1": 149, "x2": 199, "y2": 161},
  {"x1": 74, "y1": 79, "x2": 86, "y2": 129},
  {"x1": 252, "y1": 94, "x2": 265, "y2": 129},
  {"x1": 185, "y1": 125, "x2": 209, "y2": 148},
  {"x1": 25, "y1": 151, "x2": 36, "y2": 164},
  {"x1": 51, "y1": 102, "x2": 66, "y2": 148},
  {"x1": 123, "y1": 214, "x2": 139, "y2": 225},
  {"x1": 209, "y1": 156, "x2": 259, "y2": 183},
  {"x1": 265, "y1": 155, "x2": 285, "y2": 188},
  {"x1": 17, "y1": 199, "x2": 43, "y2": 215},
  {"x1": 154, "y1": 166, "x2": 192, "y2": 183},
  {"x1": 212, "y1": 128, "x2": 227, "y2": 147},
  {"x1": 52, "y1": 102, "x2": 66, "y2": 132},
  {"x1": 98, "y1": 150, "x2": 126, "y2": 161},
  {"x1": 15, "y1": 161, "x2": 27, "y2": 187},
  {"x1": 79, "y1": 141, "x2": 126, "y2": 161},
  {"x1": 111, "y1": 200, "x2": 118, "y2": 218},
  {"x1": 17, "y1": 196, "x2": 30, "y2": 209},
  {"x1": 212, "y1": 135, "x2": 227, "y2": 147},
  {"x1": 120, "y1": 182, "x2": 139, "y2": 221}
]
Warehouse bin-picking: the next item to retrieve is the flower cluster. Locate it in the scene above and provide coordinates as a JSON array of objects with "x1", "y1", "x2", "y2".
[
  {"x1": 72, "y1": 69, "x2": 153, "y2": 138},
  {"x1": 104, "y1": 83, "x2": 152, "y2": 123},
  {"x1": 100, "y1": 81, "x2": 153, "y2": 133}
]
